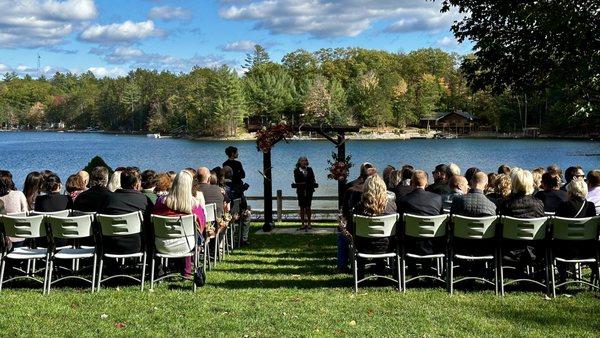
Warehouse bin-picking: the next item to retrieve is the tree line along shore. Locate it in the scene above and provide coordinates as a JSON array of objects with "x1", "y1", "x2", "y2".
[{"x1": 0, "y1": 47, "x2": 596, "y2": 139}]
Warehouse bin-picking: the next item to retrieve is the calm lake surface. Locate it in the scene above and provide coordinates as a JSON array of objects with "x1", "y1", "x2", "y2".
[{"x1": 1, "y1": 132, "x2": 599, "y2": 209}]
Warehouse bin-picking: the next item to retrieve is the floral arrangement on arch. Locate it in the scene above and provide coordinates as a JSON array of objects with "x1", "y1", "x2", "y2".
[
  {"x1": 256, "y1": 124, "x2": 294, "y2": 153},
  {"x1": 326, "y1": 152, "x2": 353, "y2": 181}
]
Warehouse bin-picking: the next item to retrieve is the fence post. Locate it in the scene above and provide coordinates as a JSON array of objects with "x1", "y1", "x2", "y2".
[{"x1": 276, "y1": 190, "x2": 283, "y2": 223}]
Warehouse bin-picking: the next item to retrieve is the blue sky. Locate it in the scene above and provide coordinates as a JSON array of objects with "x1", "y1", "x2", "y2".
[{"x1": 0, "y1": 0, "x2": 471, "y2": 78}]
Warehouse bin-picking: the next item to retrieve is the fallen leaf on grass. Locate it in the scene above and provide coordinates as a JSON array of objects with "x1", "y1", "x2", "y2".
[
  {"x1": 115, "y1": 322, "x2": 126, "y2": 329},
  {"x1": 100, "y1": 314, "x2": 108, "y2": 319},
  {"x1": 543, "y1": 295, "x2": 552, "y2": 301},
  {"x1": 349, "y1": 320, "x2": 357, "y2": 326},
  {"x1": 367, "y1": 309, "x2": 374, "y2": 316}
]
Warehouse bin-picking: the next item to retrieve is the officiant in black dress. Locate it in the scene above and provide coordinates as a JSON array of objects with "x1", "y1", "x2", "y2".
[{"x1": 293, "y1": 156, "x2": 317, "y2": 230}]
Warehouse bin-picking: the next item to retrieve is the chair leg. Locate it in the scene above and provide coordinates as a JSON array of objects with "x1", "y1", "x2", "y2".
[
  {"x1": 499, "y1": 248, "x2": 505, "y2": 296},
  {"x1": 213, "y1": 236, "x2": 218, "y2": 267},
  {"x1": 141, "y1": 253, "x2": 147, "y2": 291},
  {"x1": 401, "y1": 253, "x2": 406, "y2": 293},
  {"x1": 449, "y1": 256, "x2": 454, "y2": 295},
  {"x1": 0, "y1": 259, "x2": 5, "y2": 292},
  {"x1": 150, "y1": 256, "x2": 156, "y2": 291},
  {"x1": 551, "y1": 259, "x2": 557, "y2": 298},
  {"x1": 545, "y1": 249, "x2": 552, "y2": 297},
  {"x1": 91, "y1": 254, "x2": 97, "y2": 292},
  {"x1": 353, "y1": 254, "x2": 358, "y2": 293},
  {"x1": 97, "y1": 258, "x2": 104, "y2": 291},
  {"x1": 46, "y1": 260, "x2": 54, "y2": 294},
  {"x1": 396, "y1": 255, "x2": 401, "y2": 292},
  {"x1": 43, "y1": 254, "x2": 49, "y2": 294}
]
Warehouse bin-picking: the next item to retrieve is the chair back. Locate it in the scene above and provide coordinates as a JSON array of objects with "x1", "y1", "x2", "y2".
[
  {"x1": 96, "y1": 211, "x2": 143, "y2": 236},
  {"x1": 501, "y1": 216, "x2": 548, "y2": 240},
  {"x1": 353, "y1": 214, "x2": 399, "y2": 238},
  {"x1": 7, "y1": 212, "x2": 28, "y2": 217},
  {"x1": 0, "y1": 214, "x2": 46, "y2": 238},
  {"x1": 403, "y1": 214, "x2": 448, "y2": 238},
  {"x1": 452, "y1": 215, "x2": 499, "y2": 239},
  {"x1": 204, "y1": 203, "x2": 217, "y2": 223},
  {"x1": 551, "y1": 216, "x2": 599, "y2": 241},
  {"x1": 70, "y1": 210, "x2": 97, "y2": 221},
  {"x1": 46, "y1": 215, "x2": 94, "y2": 239},
  {"x1": 151, "y1": 214, "x2": 196, "y2": 240},
  {"x1": 29, "y1": 209, "x2": 71, "y2": 218}
]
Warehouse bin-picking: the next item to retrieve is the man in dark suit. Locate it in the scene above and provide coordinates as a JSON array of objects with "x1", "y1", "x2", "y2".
[
  {"x1": 73, "y1": 166, "x2": 112, "y2": 212},
  {"x1": 101, "y1": 168, "x2": 153, "y2": 254},
  {"x1": 393, "y1": 165, "x2": 415, "y2": 199},
  {"x1": 451, "y1": 172, "x2": 496, "y2": 217},
  {"x1": 197, "y1": 167, "x2": 227, "y2": 217},
  {"x1": 397, "y1": 170, "x2": 443, "y2": 256},
  {"x1": 426, "y1": 164, "x2": 450, "y2": 195}
]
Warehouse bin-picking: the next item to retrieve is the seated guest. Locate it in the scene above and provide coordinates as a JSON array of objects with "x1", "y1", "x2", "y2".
[
  {"x1": 486, "y1": 174, "x2": 511, "y2": 205},
  {"x1": 546, "y1": 164, "x2": 562, "y2": 182},
  {"x1": 107, "y1": 170, "x2": 122, "y2": 192},
  {"x1": 397, "y1": 170, "x2": 443, "y2": 216},
  {"x1": 0, "y1": 170, "x2": 28, "y2": 213},
  {"x1": 345, "y1": 162, "x2": 373, "y2": 190},
  {"x1": 35, "y1": 174, "x2": 72, "y2": 212},
  {"x1": 498, "y1": 169, "x2": 544, "y2": 218},
  {"x1": 141, "y1": 169, "x2": 158, "y2": 204},
  {"x1": 426, "y1": 164, "x2": 450, "y2": 195},
  {"x1": 447, "y1": 163, "x2": 461, "y2": 178},
  {"x1": 342, "y1": 163, "x2": 375, "y2": 221},
  {"x1": 382, "y1": 165, "x2": 395, "y2": 190},
  {"x1": 65, "y1": 174, "x2": 86, "y2": 201},
  {"x1": 442, "y1": 175, "x2": 468, "y2": 210},
  {"x1": 211, "y1": 167, "x2": 226, "y2": 188},
  {"x1": 534, "y1": 172, "x2": 568, "y2": 213},
  {"x1": 498, "y1": 164, "x2": 511, "y2": 175},
  {"x1": 78, "y1": 170, "x2": 90, "y2": 188},
  {"x1": 0, "y1": 170, "x2": 28, "y2": 248},
  {"x1": 397, "y1": 170, "x2": 443, "y2": 255},
  {"x1": 351, "y1": 175, "x2": 397, "y2": 254},
  {"x1": 464, "y1": 167, "x2": 481, "y2": 184},
  {"x1": 23, "y1": 171, "x2": 43, "y2": 210},
  {"x1": 561, "y1": 166, "x2": 585, "y2": 191},
  {"x1": 556, "y1": 179, "x2": 596, "y2": 218},
  {"x1": 587, "y1": 170, "x2": 600, "y2": 215},
  {"x1": 153, "y1": 170, "x2": 206, "y2": 276},
  {"x1": 197, "y1": 167, "x2": 227, "y2": 217},
  {"x1": 101, "y1": 169, "x2": 153, "y2": 254},
  {"x1": 451, "y1": 172, "x2": 496, "y2": 217},
  {"x1": 393, "y1": 165, "x2": 414, "y2": 199},
  {"x1": 531, "y1": 167, "x2": 545, "y2": 194},
  {"x1": 155, "y1": 172, "x2": 173, "y2": 196},
  {"x1": 497, "y1": 169, "x2": 544, "y2": 265},
  {"x1": 486, "y1": 173, "x2": 498, "y2": 195},
  {"x1": 73, "y1": 166, "x2": 112, "y2": 212}
]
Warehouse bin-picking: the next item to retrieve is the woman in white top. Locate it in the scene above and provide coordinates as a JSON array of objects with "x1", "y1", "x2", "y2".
[{"x1": 0, "y1": 170, "x2": 28, "y2": 248}]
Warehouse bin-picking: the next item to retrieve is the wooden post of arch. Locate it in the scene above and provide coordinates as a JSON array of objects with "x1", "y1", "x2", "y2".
[{"x1": 262, "y1": 148, "x2": 274, "y2": 232}]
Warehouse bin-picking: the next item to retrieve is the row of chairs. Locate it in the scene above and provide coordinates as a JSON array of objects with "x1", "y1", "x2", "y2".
[
  {"x1": 0, "y1": 200, "x2": 244, "y2": 293},
  {"x1": 351, "y1": 213, "x2": 600, "y2": 296}
]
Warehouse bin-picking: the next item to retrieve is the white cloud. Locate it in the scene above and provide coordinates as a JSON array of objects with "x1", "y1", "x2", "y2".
[
  {"x1": 219, "y1": 0, "x2": 463, "y2": 38},
  {"x1": 436, "y1": 36, "x2": 459, "y2": 49},
  {"x1": 0, "y1": 0, "x2": 97, "y2": 48},
  {"x1": 0, "y1": 62, "x2": 70, "y2": 77},
  {"x1": 79, "y1": 20, "x2": 163, "y2": 43},
  {"x1": 221, "y1": 40, "x2": 258, "y2": 52},
  {"x1": 90, "y1": 47, "x2": 235, "y2": 72},
  {"x1": 87, "y1": 66, "x2": 129, "y2": 78},
  {"x1": 148, "y1": 6, "x2": 192, "y2": 21}
]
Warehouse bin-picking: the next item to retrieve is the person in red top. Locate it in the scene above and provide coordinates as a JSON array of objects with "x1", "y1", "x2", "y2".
[{"x1": 153, "y1": 170, "x2": 206, "y2": 276}]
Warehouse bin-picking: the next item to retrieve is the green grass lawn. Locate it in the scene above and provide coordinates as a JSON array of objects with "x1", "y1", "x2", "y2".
[{"x1": 0, "y1": 225, "x2": 599, "y2": 337}]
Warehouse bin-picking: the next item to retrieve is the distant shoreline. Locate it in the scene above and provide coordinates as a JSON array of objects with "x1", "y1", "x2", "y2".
[{"x1": 1, "y1": 128, "x2": 598, "y2": 142}]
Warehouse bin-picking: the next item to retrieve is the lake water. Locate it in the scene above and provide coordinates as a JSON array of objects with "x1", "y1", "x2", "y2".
[{"x1": 1, "y1": 132, "x2": 599, "y2": 210}]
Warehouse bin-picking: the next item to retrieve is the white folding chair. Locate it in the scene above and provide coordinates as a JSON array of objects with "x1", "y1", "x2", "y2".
[
  {"x1": 401, "y1": 214, "x2": 449, "y2": 292},
  {"x1": 203, "y1": 203, "x2": 217, "y2": 269},
  {"x1": 499, "y1": 216, "x2": 550, "y2": 296},
  {"x1": 45, "y1": 214, "x2": 97, "y2": 293},
  {"x1": 150, "y1": 214, "x2": 198, "y2": 291},
  {"x1": 0, "y1": 214, "x2": 49, "y2": 293},
  {"x1": 449, "y1": 215, "x2": 499, "y2": 294},
  {"x1": 549, "y1": 216, "x2": 600, "y2": 297},
  {"x1": 351, "y1": 214, "x2": 401, "y2": 292},
  {"x1": 96, "y1": 211, "x2": 147, "y2": 291}
]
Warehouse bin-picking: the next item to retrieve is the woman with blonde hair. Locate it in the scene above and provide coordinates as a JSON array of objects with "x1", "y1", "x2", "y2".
[
  {"x1": 351, "y1": 174, "x2": 397, "y2": 254},
  {"x1": 498, "y1": 169, "x2": 544, "y2": 218},
  {"x1": 153, "y1": 170, "x2": 206, "y2": 276}
]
